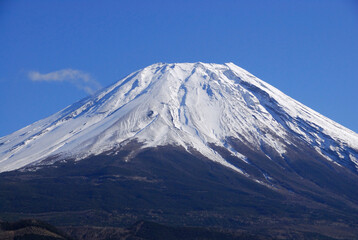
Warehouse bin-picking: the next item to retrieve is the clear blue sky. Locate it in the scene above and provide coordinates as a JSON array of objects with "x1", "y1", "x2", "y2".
[{"x1": 0, "y1": 0, "x2": 357, "y2": 137}]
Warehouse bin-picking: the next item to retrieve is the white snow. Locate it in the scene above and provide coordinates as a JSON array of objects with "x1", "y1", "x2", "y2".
[{"x1": 0, "y1": 62, "x2": 357, "y2": 173}]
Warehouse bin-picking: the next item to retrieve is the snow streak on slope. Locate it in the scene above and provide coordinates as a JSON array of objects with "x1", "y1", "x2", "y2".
[{"x1": 0, "y1": 62, "x2": 357, "y2": 173}]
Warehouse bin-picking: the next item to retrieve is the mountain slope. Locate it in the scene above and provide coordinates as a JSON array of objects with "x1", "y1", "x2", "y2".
[
  {"x1": 1, "y1": 145, "x2": 358, "y2": 239},
  {"x1": 1, "y1": 62, "x2": 357, "y2": 175},
  {"x1": 2, "y1": 62, "x2": 358, "y2": 239}
]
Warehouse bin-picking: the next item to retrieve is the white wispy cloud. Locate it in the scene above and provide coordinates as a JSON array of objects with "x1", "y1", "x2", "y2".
[{"x1": 28, "y1": 69, "x2": 102, "y2": 95}]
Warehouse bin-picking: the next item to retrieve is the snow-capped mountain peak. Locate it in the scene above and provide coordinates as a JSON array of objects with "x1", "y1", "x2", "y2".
[{"x1": 1, "y1": 62, "x2": 357, "y2": 173}]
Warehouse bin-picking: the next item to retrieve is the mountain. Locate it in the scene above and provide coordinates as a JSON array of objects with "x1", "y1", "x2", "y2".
[
  {"x1": 1, "y1": 63, "x2": 358, "y2": 239},
  {"x1": 1, "y1": 62, "x2": 357, "y2": 173}
]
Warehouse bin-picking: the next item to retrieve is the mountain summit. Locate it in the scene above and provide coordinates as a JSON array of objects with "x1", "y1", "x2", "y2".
[
  {"x1": 2, "y1": 63, "x2": 358, "y2": 239},
  {"x1": 0, "y1": 62, "x2": 357, "y2": 174}
]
